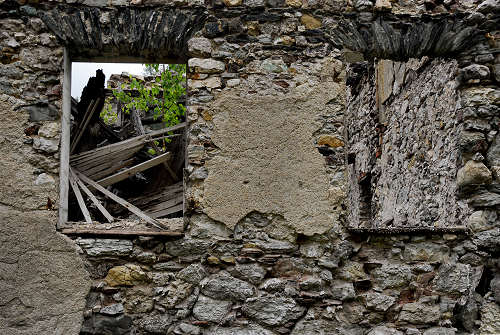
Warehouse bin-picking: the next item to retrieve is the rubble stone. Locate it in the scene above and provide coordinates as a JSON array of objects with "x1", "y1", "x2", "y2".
[{"x1": 242, "y1": 294, "x2": 306, "y2": 326}]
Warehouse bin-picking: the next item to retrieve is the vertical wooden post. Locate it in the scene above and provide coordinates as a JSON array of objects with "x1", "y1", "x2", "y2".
[{"x1": 58, "y1": 48, "x2": 71, "y2": 229}]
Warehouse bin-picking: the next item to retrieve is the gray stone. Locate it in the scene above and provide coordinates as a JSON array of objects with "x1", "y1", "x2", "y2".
[
  {"x1": 253, "y1": 238, "x2": 297, "y2": 253},
  {"x1": 153, "y1": 261, "x2": 184, "y2": 271},
  {"x1": 299, "y1": 241, "x2": 325, "y2": 258},
  {"x1": 460, "y1": 131, "x2": 487, "y2": 154},
  {"x1": 260, "y1": 59, "x2": 287, "y2": 73},
  {"x1": 201, "y1": 271, "x2": 255, "y2": 301},
  {"x1": 372, "y1": 264, "x2": 413, "y2": 289},
  {"x1": 468, "y1": 191, "x2": 500, "y2": 207},
  {"x1": 190, "y1": 214, "x2": 232, "y2": 239},
  {"x1": 193, "y1": 295, "x2": 232, "y2": 322},
  {"x1": 490, "y1": 273, "x2": 500, "y2": 303},
  {"x1": 331, "y1": 281, "x2": 355, "y2": 301},
  {"x1": 422, "y1": 327, "x2": 456, "y2": 335},
  {"x1": 34, "y1": 173, "x2": 55, "y2": 186},
  {"x1": 479, "y1": 302, "x2": 500, "y2": 334},
  {"x1": 398, "y1": 302, "x2": 440, "y2": 324},
  {"x1": 403, "y1": 242, "x2": 450, "y2": 263},
  {"x1": 81, "y1": 315, "x2": 132, "y2": 335},
  {"x1": 137, "y1": 315, "x2": 172, "y2": 334},
  {"x1": 455, "y1": 295, "x2": 478, "y2": 332},
  {"x1": 367, "y1": 326, "x2": 403, "y2": 335},
  {"x1": 156, "y1": 280, "x2": 194, "y2": 309},
  {"x1": 364, "y1": 292, "x2": 396, "y2": 312},
  {"x1": 260, "y1": 278, "x2": 287, "y2": 292},
  {"x1": 299, "y1": 276, "x2": 323, "y2": 291},
  {"x1": 177, "y1": 263, "x2": 207, "y2": 285},
  {"x1": 242, "y1": 294, "x2": 305, "y2": 326},
  {"x1": 211, "y1": 323, "x2": 276, "y2": 335},
  {"x1": 467, "y1": 211, "x2": 491, "y2": 233},
  {"x1": 188, "y1": 58, "x2": 225, "y2": 73},
  {"x1": 100, "y1": 303, "x2": 124, "y2": 315},
  {"x1": 33, "y1": 137, "x2": 59, "y2": 153},
  {"x1": 190, "y1": 167, "x2": 209, "y2": 180},
  {"x1": 77, "y1": 238, "x2": 133, "y2": 257},
  {"x1": 478, "y1": 0, "x2": 500, "y2": 13},
  {"x1": 432, "y1": 263, "x2": 470, "y2": 294},
  {"x1": 229, "y1": 263, "x2": 267, "y2": 285},
  {"x1": 461, "y1": 64, "x2": 490, "y2": 81},
  {"x1": 26, "y1": 102, "x2": 58, "y2": 122},
  {"x1": 177, "y1": 323, "x2": 201, "y2": 335},
  {"x1": 188, "y1": 37, "x2": 212, "y2": 57},
  {"x1": 245, "y1": 0, "x2": 266, "y2": 6},
  {"x1": 457, "y1": 160, "x2": 492, "y2": 188},
  {"x1": 487, "y1": 133, "x2": 500, "y2": 166},
  {"x1": 164, "y1": 238, "x2": 211, "y2": 257},
  {"x1": 38, "y1": 122, "x2": 59, "y2": 138}
]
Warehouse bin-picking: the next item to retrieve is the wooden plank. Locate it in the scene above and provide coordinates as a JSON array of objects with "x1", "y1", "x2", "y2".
[
  {"x1": 71, "y1": 98, "x2": 101, "y2": 154},
  {"x1": 70, "y1": 135, "x2": 146, "y2": 163},
  {"x1": 58, "y1": 48, "x2": 72, "y2": 229},
  {"x1": 71, "y1": 169, "x2": 114, "y2": 223},
  {"x1": 146, "y1": 195, "x2": 183, "y2": 213},
  {"x1": 97, "y1": 152, "x2": 171, "y2": 187},
  {"x1": 69, "y1": 173, "x2": 92, "y2": 223},
  {"x1": 88, "y1": 157, "x2": 135, "y2": 181},
  {"x1": 73, "y1": 146, "x2": 141, "y2": 173},
  {"x1": 61, "y1": 228, "x2": 183, "y2": 237},
  {"x1": 149, "y1": 204, "x2": 183, "y2": 219},
  {"x1": 70, "y1": 122, "x2": 185, "y2": 163},
  {"x1": 73, "y1": 168, "x2": 167, "y2": 230}
]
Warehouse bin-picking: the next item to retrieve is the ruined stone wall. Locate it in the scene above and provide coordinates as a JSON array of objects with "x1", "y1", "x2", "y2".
[{"x1": 0, "y1": 0, "x2": 499, "y2": 334}]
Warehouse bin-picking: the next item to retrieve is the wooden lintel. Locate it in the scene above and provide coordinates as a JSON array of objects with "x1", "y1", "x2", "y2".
[{"x1": 61, "y1": 228, "x2": 183, "y2": 238}]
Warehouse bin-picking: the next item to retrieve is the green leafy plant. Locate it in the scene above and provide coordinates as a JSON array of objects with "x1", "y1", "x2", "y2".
[{"x1": 109, "y1": 64, "x2": 186, "y2": 128}]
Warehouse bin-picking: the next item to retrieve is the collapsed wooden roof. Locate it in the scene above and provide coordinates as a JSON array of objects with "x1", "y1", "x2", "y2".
[{"x1": 66, "y1": 70, "x2": 185, "y2": 233}]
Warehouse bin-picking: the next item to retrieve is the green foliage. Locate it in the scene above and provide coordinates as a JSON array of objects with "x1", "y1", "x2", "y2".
[
  {"x1": 101, "y1": 96, "x2": 118, "y2": 125},
  {"x1": 110, "y1": 64, "x2": 186, "y2": 128}
]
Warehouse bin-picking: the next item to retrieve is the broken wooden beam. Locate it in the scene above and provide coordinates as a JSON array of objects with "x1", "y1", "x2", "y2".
[
  {"x1": 97, "y1": 152, "x2": 171, "y2": 187},
  {"x1": 72, "y1": 168, "x2": 168, "y2": 230},
  {"x1": 70, "y1": 169, "x2": 114, "y2": 223},
  {"x1": 69, "y1": 172, "x2": 92, "y2": 223}
]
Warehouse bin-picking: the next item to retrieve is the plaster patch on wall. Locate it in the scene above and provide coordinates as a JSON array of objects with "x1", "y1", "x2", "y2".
[{"x1": 202, "y1": 81, "x2": 344, "y2": 236}]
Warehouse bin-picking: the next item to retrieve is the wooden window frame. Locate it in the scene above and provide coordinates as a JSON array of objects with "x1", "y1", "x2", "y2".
[{"x1": 58, "y1": 49, "x2": 186, "y2": 237}]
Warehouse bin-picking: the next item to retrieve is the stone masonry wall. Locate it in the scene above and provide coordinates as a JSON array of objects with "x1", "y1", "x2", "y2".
[
  {"x1": 347, "y1": 58, "x2": 472, "y2": 230},
  {"x1": 0, "y1": 0, "x2": 499, "y2": 334}
]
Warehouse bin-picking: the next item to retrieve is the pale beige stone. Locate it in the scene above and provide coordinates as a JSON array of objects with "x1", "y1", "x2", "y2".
[
  {"x1": 105, "y1": 264, "x2": 150, "y2": 286},
  {"x1": 300, "y1": 14, "x2": 322, "y2": 30},
  {"x1": 223, "y1": 0, "x2": 242, "y2": 6},
  {"x1": 457, "y1": 160, "x2": 492, "y2": 187},
  {"x1": 285, "y1": 0, "x2": 302, "y2": 7},
  {"x1": 318, "y1": 135, "x2": 344, "y2": 148},
  {"x1": 375, "y1": 0, "x2": 392, "y2": 11},
  {"x1": 203, "y1": 81, "x2": 345, "y2": 236}
]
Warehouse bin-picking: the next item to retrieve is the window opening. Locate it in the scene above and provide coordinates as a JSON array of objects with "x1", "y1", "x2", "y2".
[{"x1": 61, "y1": 58, "x2": 186, "y2": 235}]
